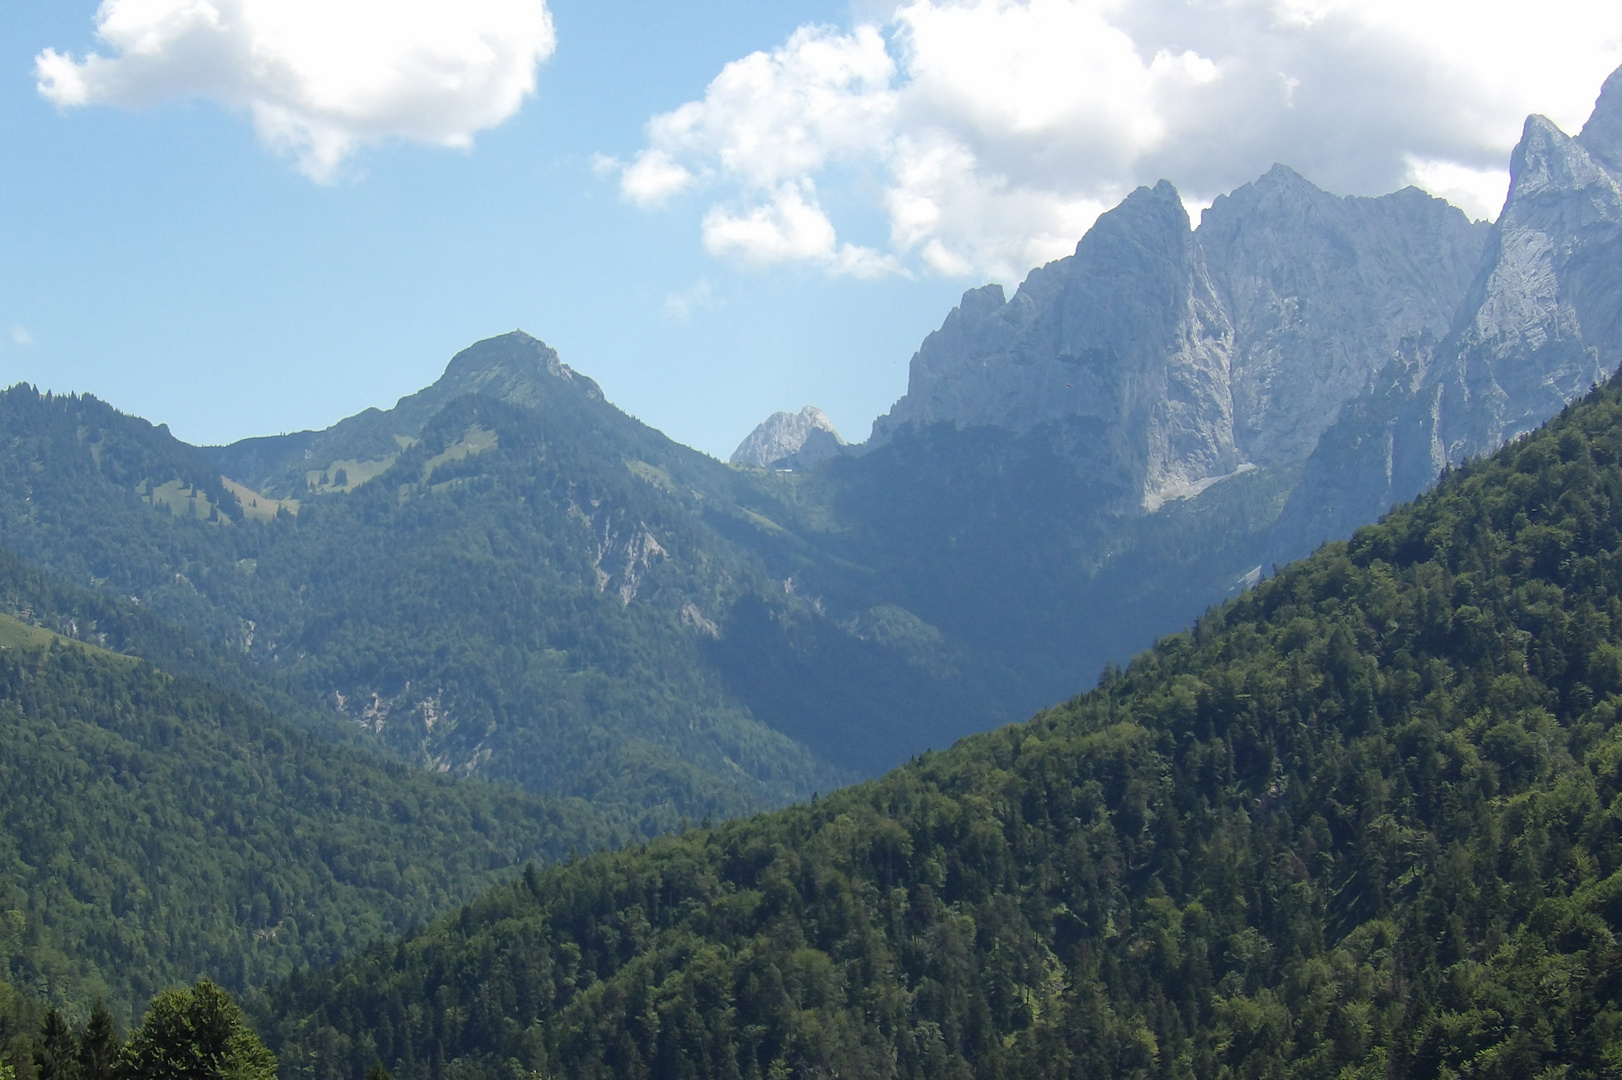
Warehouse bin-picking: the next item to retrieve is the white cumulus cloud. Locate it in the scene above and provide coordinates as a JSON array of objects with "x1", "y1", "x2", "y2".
[
  {"x1": 612, "y1": 0, "x2": 1622, "y2": 280},
  {"x1": 701, "y1": 181, "x2": 903, "y2": 278},
  {"x1": 36, "y1": 0, "x2": 556, "y2": 180}
]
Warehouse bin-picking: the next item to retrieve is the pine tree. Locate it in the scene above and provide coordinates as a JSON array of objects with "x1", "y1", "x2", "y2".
[
  {"x1": 76, "y1": 1004, "x2": 118, "y2": 1080},
  {"x1": 34, "y1": 1012, "x2": 77, "y2": 1080}
]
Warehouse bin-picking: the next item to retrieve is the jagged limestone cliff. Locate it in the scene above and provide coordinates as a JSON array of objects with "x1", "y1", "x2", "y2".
[
  {"x1": 850, "y1": 63, "x2": 1622, "y2": 580},
  {"x1": 1275, "y1": 69, "x2": 1622, "y2": 555},
  {"x1": 866, "y1": 172, "x2": 1487, "y2": 514}
]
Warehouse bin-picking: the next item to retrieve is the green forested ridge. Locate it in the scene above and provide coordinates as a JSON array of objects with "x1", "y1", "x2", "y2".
[
  {"x1": 259, "y1": 379, "x2": 1622, "y2": 1079},
  {"x1": 234, "y1": 391, "x2": 846, "y2": 811},
  {"x1": 0, "y1": 636, "x2": 628, "y2": 1021},
  {"x1": 0, "y1": 330, "x2": 1294, "y2": 823},
  {"x1": 0, "y1": 341, "x2": 938, "y2": 818}
]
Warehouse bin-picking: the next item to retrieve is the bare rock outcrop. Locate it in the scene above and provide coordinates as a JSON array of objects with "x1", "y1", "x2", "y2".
[
  {"x1": 867, "y1": 173, "x2": 1486, "y2": 514},
  {"x1": 731, "y1": 406, "x2": 846, "y2": 471},
  {"x1": 1275, "y1": 68, "x2": 1622, "y2": 555}
]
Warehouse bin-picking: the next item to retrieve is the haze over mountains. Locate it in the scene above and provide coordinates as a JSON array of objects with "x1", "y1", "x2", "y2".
[
  {"x1": 3, "y1": 61, "x2": 1622, "y2": 1074},
  {"x1": 262, "y1": 349, "x2": 1622, "y2": 1080},
  {"x1": 5, "y1": 69, "x2": 1622, "y2": 817}
]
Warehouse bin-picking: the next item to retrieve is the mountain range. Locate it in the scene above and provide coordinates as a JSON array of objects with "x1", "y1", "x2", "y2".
[
  {"x1": 259, "y1": 312, "x2": 1622, "y2": 1080},
  {"x1": 1, "y1": 61, "x2": 1621, "y2": 1068}
]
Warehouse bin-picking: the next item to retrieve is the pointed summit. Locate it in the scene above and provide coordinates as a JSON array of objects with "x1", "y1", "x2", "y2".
[
  {"x1": 1076, "y1": 178, "x2": 1190, "y2": 257},
  {"x1": 209, "y1": 330, "x2": 611, "y2": 495},
  {"x1": 435, "y1": 330, "x2": 602, "y2": 408},
  {"x1": 1499, "y1": 112, "x2": 1622, "y2": 235},
  {"x1": 731, "y1": 407, "x2": 845, "y2": 471},
  {"x1": 1578, "y1": 62, "x2": 1622, "y2": 174}
]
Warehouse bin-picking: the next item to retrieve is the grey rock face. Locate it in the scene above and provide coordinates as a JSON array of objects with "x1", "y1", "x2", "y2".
[
  {"x1": 869, "y1": 174, "x2": 1485, "y2": 513},
  {"x1": 1276, "y1": 71, "x2": 1622, "y2": 555},
  {"x1": 870, "y1": 182, "x2": 1240, "y2": 511},
  {"x1": 731, "y1": 406, "x2": 846, "y2": 470},
  {"x1": 1201, "y1": 166, "x2": 1488, "y2": 467},
  {"x1": 1579, "y1": 64, "x2": 1622, "y2": 174}
]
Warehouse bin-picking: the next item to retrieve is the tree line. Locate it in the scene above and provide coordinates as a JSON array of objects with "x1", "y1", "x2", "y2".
[{"x1": 3, "y1": 981, "x2": 273, "y2": 1080}]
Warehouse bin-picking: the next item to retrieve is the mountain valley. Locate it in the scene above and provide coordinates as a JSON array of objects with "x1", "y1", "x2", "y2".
[
  {"x1": 259, "y1": 336, "x2": 1622, "y2": 1080},
  {"x1": 3, "y1": 58, "x2": 1622, "y2": 1080}
]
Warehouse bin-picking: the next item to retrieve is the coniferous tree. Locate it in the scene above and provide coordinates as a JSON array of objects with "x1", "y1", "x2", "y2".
[
  {"x1": 75, "y1": 1005, "x2": 118, "y2": 1080},
  {"x1": 33, "y1": 1012, "x2": 77, "y2": 1080}
]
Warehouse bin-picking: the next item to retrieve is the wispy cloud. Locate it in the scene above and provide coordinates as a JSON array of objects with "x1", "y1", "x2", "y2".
[
  {"x1": 36, "y1": 0, "x2": 557, "y2": 180},
  {"x1": 663, "y1": 278, "x2": 717, "y2": 322},
  {"x1": 609, "y1": 0, "x2": 1622, "y2": 279},
  {"x1": 11, "y1": 326, "x2": 34, "y2": 347}
]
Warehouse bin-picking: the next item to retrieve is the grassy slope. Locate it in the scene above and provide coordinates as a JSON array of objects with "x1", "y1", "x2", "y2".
[{"x1": 259, "y1": 382, "x2": 1622, "y2": 1080}]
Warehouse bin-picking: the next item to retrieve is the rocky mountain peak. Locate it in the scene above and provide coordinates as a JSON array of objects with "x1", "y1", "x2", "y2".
[
  {"x1": 866, "y1": 163, "x2": 1485, "y2": 513},
  {"x1": 436, "y1": 330, "x2": 603, "y2": 408},
  {"x1": 1275, "y1": 72, "x2": 1622, "y2": 559},
  {"x1": 1232, "y1": 163, "x2": 1317, "y2": 203},
  {"x1": 1507, "y1": 115, "x2": 1608, "y2": 205},
  {"x1": 1080, "y1": 179, "x2": 1191, "y2": 254},
  {"x1": 1199, "y1": 160, "x2": 1485, "y2": 467},
  {"x1": 731, "y1": 406, "x2": 845, "y2": 470},
  {"x1": 1578, "y1": 62, "x2": 1622, "y2": 174},
  {"x1": 869, "y1": 176, "x2": 1243, "y2": 512}
]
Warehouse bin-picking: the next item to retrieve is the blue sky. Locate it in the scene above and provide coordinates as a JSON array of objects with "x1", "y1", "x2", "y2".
[{"x1": 3, "y1": 0, "x2": 1619, "y2": 458}]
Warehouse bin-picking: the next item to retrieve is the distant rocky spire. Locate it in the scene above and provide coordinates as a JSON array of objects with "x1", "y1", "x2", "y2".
[{"x1": 730, "y1": 407, "x2": 846, "y2": 470}]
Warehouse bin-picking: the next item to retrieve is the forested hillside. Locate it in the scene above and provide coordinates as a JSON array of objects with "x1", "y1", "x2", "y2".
[
  {"x1": 0, "y1": 339, "x2": 975, "y2": 821},
  {"x1": 260, "y1": 377, "x2": 1622, "y2": 1079},
  {"x1": 0, "y1": 632, "x2": 621, "y2": 1021},
  {"x1": 0, "y1": 546, "x2": 361, "y2": 746}
]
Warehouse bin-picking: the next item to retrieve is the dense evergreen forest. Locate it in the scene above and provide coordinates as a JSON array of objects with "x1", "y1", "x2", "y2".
[
  {"x1": 0, "y1": 546, "x2": 363, "y2": 747},
  {"x1": 258, "y1": 378, "x2": 1622, "y2": 1079}
]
